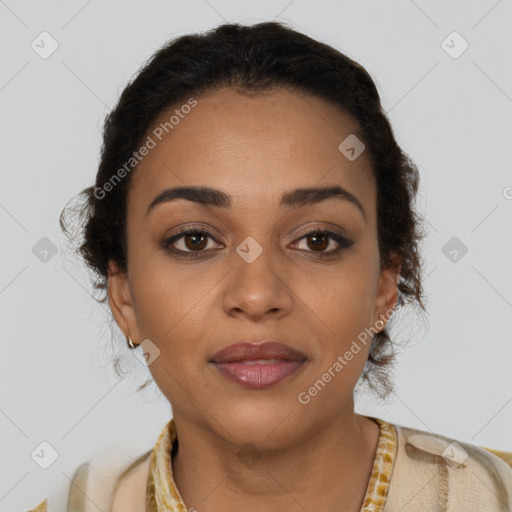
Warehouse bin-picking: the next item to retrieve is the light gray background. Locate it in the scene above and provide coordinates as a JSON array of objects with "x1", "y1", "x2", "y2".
[{"x1": 1, "y1": 1, "x2": 511, "y2": 510}]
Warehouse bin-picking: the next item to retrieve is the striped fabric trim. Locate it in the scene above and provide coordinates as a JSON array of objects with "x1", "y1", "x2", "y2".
[
  {"x1": 146, "y1": 416, "x2": 398, "y2": 512},
  {"x1": 148, "y1": 418, "x2": 187, "y2": 512},
  {"x1": 25, "y1": 499, "x2": 47, "y2": 512},
  {"x1": 360, "y1": 418, "x2": 397, "y2": 511}
]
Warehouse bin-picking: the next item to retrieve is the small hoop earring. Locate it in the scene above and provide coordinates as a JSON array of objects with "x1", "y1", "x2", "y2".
[
  {"x1": 375, "y1": 319, "x2": 384, "y2": 330},
  {"x1": 126, "y1": 336, "x2": 138, "y2": 349}
]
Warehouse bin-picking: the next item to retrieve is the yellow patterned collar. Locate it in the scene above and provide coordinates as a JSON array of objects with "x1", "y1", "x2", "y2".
[{"x1": 146, "y1": 416, "x2": 397, "y2": 512}]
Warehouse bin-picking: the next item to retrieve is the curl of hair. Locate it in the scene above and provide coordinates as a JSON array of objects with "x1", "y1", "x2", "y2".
[{"x1": 60, "y1": 21, "x2": 428, "y2": 398}]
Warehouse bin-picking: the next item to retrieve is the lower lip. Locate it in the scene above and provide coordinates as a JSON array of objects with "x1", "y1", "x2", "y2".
[{"x1": 211, "y1": 360, "x2": 306, "y2": 389}]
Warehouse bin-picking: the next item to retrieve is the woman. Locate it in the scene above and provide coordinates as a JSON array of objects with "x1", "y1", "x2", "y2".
[{"x1": 32, "y1": 20, "x2": 511, "y2": 512}]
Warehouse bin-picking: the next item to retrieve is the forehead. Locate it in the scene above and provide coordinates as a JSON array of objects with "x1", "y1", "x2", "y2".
[{"x1": 128, "y1": 87, "x2": 376, "y2": 218}]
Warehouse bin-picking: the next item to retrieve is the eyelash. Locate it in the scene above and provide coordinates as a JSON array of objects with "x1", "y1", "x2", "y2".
[{"x1": 163, "y1": 228, "x2": 353, "y2": 259}]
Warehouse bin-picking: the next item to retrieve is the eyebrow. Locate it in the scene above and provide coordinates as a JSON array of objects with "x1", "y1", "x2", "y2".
[{"x1": 146, "y1": 185, "x2": 366, "y2": 221}]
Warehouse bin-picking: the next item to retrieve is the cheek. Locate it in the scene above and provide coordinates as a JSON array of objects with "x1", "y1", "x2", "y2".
[
  {"x1": 292, "y1": 264, "x2": 378, "y2": 395},
  {"x1": 128, "y1": 258, "x2": 222, "y2": 386},
  {"x1": 129, "y1": 265, "x2": 213, "y2": 405},
  {"x1": 300, "y1": 283, "x2": 375, "y2": 400},
  {"x1": 299, "y1": 261, "x2": 376, "y2": 337},
  {"x1": 128, "y1": 243, "x2": 212, "y2": 336}
]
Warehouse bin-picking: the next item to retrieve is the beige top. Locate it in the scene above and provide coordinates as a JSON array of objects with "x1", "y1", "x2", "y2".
[{"x1": 27, "y1": 417, "x2": 512, "y2": 511}]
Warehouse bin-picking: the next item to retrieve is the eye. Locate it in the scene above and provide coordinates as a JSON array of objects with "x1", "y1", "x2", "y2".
[
  {"x1": 164, "y1": 229, "x2": 221, "y2": 257},
  {"x1": 292, "y1": 230, "x2": 353, "y2": 257}
]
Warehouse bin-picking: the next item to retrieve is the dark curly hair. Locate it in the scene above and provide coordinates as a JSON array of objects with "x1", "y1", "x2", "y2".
[{"x1": 60, "y1": 20, "x2": 428, "y2": 398}]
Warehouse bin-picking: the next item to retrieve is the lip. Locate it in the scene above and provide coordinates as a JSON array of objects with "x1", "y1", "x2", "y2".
[
  {"x1": 209, "y1": 341, "x2": 307, "y2": 389},
  {"x1": 209, "y1": 341, "x2": 307, "y2": 363}
]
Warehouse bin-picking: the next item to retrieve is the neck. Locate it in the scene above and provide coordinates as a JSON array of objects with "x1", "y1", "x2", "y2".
[{"x1": 170, "y1": 406, "x2": 380, "y2": 512}]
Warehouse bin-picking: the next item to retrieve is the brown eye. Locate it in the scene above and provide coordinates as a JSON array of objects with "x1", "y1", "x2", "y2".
[
  {"x1": 183, "y1": 231, "x2": 208, "y2": 251},
  {"x1": 306, "y1": 232, "x2": 329, "y2": 252},
  {"x1": 293, "y1": 230, "x2": 353, "y2": 257},
  {"x1": 164, "y1": 229, "x2": 220, "y2": 255}
]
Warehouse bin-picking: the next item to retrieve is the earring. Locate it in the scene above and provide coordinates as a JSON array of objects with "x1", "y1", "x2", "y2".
[{"x1": 126, "y1": 335, "x2": 138, "y2": 349}]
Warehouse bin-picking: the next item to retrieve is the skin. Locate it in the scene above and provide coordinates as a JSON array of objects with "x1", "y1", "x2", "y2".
[{"x1": 108, "y1": 86, "x2": 401, "y2": 512}]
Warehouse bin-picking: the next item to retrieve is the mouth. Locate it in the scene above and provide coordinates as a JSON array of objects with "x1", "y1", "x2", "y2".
[{"x1": 208, "y1": 341, "x2": 307, "y2": 389}]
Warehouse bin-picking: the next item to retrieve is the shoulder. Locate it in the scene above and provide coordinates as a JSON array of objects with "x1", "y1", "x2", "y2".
[
  {"x1": 22, "y1": 450, "x2": 152, "y2": 512},
  {"x1": 66, "y1": 449, "x2": 152, "y2": 512},
  {"x1": 384, "y1": 422, "x2": 512, "y2": 511}
]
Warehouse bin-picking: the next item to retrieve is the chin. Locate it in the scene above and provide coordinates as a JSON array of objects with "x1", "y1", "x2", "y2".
[{"x1": 215, "y1": 399, "x2": 306, "y2": 448}]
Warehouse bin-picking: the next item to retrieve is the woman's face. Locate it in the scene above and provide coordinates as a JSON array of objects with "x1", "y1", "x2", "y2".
[{"x1": 109, "y1": 87, "x2": 399, "y2": 448}]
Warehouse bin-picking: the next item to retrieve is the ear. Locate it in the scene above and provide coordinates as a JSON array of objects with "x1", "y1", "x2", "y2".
[
  {"x1": 372, "y1": 252, "x2": 401, "y2": 331},
  {"x1": 107, "y1": 260, "x2": 140, "y2": 343}
]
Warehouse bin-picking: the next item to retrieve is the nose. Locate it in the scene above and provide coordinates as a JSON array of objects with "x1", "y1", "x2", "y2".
[{"x1": 222, "y1": 238, "x2": 294, "y2": 322}]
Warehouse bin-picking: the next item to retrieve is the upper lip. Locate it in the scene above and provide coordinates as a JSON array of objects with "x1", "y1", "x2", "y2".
[{"x1": 209, "y1": 341, "x2": 307, "y2": 364}]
